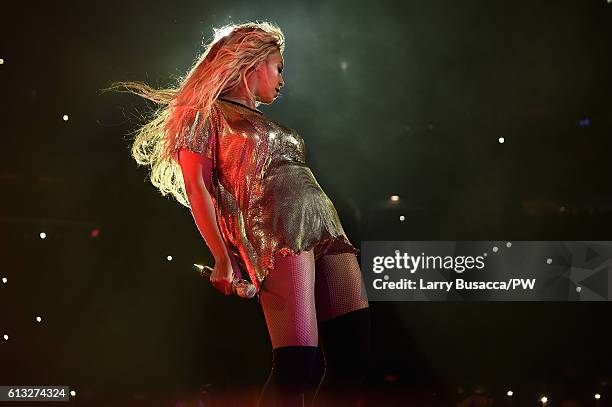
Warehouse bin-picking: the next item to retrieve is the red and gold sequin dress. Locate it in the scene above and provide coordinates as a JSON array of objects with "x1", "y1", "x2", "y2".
[{"x1": 177, "y1": 97, "x2": 359, "y2": 297}]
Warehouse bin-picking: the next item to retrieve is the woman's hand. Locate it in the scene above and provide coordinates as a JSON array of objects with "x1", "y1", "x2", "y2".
[{"x1": 210, "y1": 257, "x2": 235, "y2": 296}]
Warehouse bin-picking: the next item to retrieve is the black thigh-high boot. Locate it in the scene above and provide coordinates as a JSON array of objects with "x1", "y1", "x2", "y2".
[
  {"x1": 313, "y1": 307, "x2": 372, "y2": 407},
  {"x1": 257, "y1": 345, "x2": 319, "y2": 407}
]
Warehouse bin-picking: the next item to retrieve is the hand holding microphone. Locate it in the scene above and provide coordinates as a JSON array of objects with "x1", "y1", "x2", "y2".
[{"x1": 193, "y1": 263, "x2": 257, "y2": 299}]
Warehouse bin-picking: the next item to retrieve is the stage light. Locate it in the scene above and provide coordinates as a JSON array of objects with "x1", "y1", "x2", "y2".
[
  {"x1": 2, "y1": 277, "x2": 6, "y2": 283},
  {"x1": 36, "y1": 316, "x2": 42, "y2": 322},
  {"x1": 0, "y1": 58, "x2": 4, "y2": 64},
  {"x1": 167, "y1": 255, "x2": 173, "y2": 261},
  {"x1": 541, "y1": 396, "x2": 548, "y2": 404},
  {"x1": 390, "y1": 195, "x2": 400, "y2": 202},
  {"x1": 340, "y1": 61, "x2": 348, "y2": 71},
  {"x1": 546, "y1": 258, "x2": 552, "y2": 264},
  {"x1": 3, "y1": 334, "x2": 8, "y2": 340},
  {"x1": 70, "y1": 390, "x2": 76, "y2": 396},
  {"x1": 507, "y1": 390, "x2": 513, "y2": 396},
  {"x1": 40, "y1": 232, "x2": 47, "y2": 239},
  {"x1": 498, "y1": 137, "x2": 505, "y2": 143},
  {"x1": 576, "y1": 286, "x2": 582, "y2": 293},
  {"x1": 492, "y1": 246, "x2": 498, "y2": 253},
  {"x1": 506, "y1": 242, "x2": 512, "y2": 248},
  {"x1": 399, "y1": 215, "x2": 405, "y2": 221},
  {"x1": 595, "y1": 393, "x2": 601, "y2": 399},
  {"x1": 62, "y1": 114, "x2": 69, "y2": 121}
]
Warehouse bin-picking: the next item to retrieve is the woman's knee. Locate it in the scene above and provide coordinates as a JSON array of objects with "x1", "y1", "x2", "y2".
[
  {"x1": 271, "y1": 345, "x2": 319, "y2": 387},
  {"x1": 318, "y1": 306, "x2": 372, "y2": 381},
  {"x1": 258, "y1": 345, "x2": 319, "y2": 407}
]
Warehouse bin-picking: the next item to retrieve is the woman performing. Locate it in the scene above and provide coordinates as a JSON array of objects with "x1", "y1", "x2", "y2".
[{"x1": 108, "y1": 21, "x2": 371, "y2": 407}]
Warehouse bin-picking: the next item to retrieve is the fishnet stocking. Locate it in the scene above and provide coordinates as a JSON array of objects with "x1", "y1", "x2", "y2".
[
  {"x1": 259, "y1": 246, "x2": 370, "y2": 348},
  {"x1": 259, "y1": 250, "x2": 318, "y2": 349},
  {"x1": 314, "y1": 251, "x2": 369, "y2": 323}
]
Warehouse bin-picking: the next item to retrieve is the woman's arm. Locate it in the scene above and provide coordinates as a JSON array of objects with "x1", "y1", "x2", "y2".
[{"x1": 178, "y1": 148, "x2": 235, "y2": 295}]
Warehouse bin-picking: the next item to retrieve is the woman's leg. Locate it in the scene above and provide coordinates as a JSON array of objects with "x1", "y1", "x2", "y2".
[
  {"x1": 313, "y1": 250, "x2": 371, "y2": 407},
  {"x1": 257, "y1": 249, "x2": 319, "y2": 407}
]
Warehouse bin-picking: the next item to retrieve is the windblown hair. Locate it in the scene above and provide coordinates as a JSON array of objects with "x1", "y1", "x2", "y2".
[{"x1": 102, "y1": 21, "x2": 285, "y2": 208}]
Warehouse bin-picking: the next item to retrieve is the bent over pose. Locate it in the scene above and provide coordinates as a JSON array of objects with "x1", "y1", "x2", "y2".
[{"x1": 112, "y1": 22, "x2": 371, "y2": 407}]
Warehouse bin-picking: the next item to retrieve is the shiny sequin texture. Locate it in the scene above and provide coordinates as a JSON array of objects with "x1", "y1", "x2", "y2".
[{"x1": 176, "y1": 97, "x2": 359, "y2": 296}]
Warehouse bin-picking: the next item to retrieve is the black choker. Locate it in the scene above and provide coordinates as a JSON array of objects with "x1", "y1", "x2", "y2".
[{"x1": 218, "y1": 97, "x2": 263, "y2": 115}]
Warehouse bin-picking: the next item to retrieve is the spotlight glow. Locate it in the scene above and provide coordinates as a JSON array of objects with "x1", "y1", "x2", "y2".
[
  {"x1": 213, "y1": 25, "x2": 235, "y2": 42},
  {"x1": 492, "y1": 246, "x2": 499, "y2": 253},
  {"x1": 340, "y1": 61, "x2": 348, "y2": 70},
  {"x1": 167, "y1": 255, "x2": 173, "y2": 261},
  {"x1": 40, "y1": 232, "x2": 47, "y2": 239},
  {"x1": 0, "y1": 58, "x2": 4, "y2": 64},
  {"x1": 62, "y1": 114, "x2": 69, "y2": 121},
  {"x1": 546, "y1": 258, "x2": 552, "y2": 264},
  {"x1": 390, "y1": 195, "x2": 400, "y2": 202},
  {"x1": 595, "y1": 393, "x2": 601, "y2": 399},
  {"x1": 36, "y1": 316, "x2": 42, "y2": 322},
  {"x1": 70, "y1": 390, "x2": 76, "y2": 397},
  {"x1": 576, "y1": 286, "x2": 582, "y2": 293},
  {"x1": 507, "y1": 390, "x2": 513, "y2": 397},
  {"x1": 498, "y1": 137, "x2": 505, "y2": 143},
  {"x1": 2, "y1": 277, "x2": 7, "y2": 284},
  {"x1": 399, "y1": 215, "x2": 405, "y2": 221},
  {"x1": 506, "y1": 242, "x2": 512, "y2": 248},
  {"x1": 541, "y1": 396, "x2": 548, "y2": 404},
  {"x1": 3, "y1": 334, "x2": 8, "y2": 340}
]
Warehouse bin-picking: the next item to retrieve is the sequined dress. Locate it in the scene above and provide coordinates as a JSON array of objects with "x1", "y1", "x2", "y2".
[{"x1": 177, "y1": 97, "x2": 359, "y2": 298}]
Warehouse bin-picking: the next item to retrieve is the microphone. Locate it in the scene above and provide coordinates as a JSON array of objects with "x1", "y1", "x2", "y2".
[{"x1": 193, "y1": 263, "x2": 257, "y2": 299}]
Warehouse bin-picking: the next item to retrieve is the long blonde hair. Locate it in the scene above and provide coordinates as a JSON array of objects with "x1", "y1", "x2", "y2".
[{"x1": 102, "y1": 21, "x2": 285, "y2": 208}]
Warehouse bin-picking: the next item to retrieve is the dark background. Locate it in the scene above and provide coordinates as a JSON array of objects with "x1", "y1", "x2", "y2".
[{"x1": 1, "y1": 0, "x2": 611, "y2": 404}]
